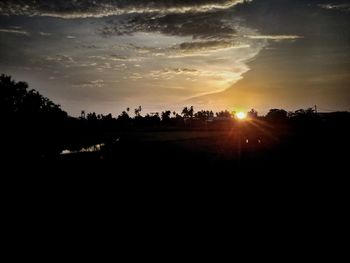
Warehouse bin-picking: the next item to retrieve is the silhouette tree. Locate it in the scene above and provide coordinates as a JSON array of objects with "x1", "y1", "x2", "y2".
[
  {"x1": 134, "y1": 106, "x2": 142, "y2": 117},
  {"x1": 118, "y1": 111, "x2": 130, "y2": 121},
  {"x1": 182, "y1": 107, "x2": 189, "y2": 118},
  {"x1": 189, "y1": 106, "x2": 194, "y2": 118},
  {"x1": 80, "y1": 110, "x2": 86, "y2": 119},
  {"x1": 293, "y1": 108, "x2": 316, "y2": 117},
  {"x1": 248, "y1": 109, "x2": 258, "y2": 119},
  {"x1": 216, "y1": 110, "x2": 231, "y2": 118},
  {"x1": 266, "y1": 109, "x2": 288, "y2": 121},
  {"x1": 194, "y1": 110, "x2": 211, "y2": 121},
  {"x1": 1, "y1": 74, "x2": 68, "y2": 158},
  {"x1": 182, "y1": 106, "x2": 194, "y2": 118},
  {"x1": 87, "y1": 112, "x2": 98, "y2": 121},
  {"x1": 161, "y1": 110, "x2": 171, "y2": 122},
  {"x1": 102, "y1": 113, "x2": 113, "y2": 121}
]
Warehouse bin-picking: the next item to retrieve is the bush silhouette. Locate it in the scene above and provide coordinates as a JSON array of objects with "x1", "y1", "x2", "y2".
[{"x1": 1, "y1": 74, "x2": 68, "y2": 158}]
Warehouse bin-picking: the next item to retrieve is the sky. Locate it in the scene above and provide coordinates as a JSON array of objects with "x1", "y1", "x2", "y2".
[{"x1": 0, "y1": 0, "x2": 349, "y2": 116}]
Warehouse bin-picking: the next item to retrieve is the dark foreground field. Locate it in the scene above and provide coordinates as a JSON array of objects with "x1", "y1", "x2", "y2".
[{"x1": 56, "y1": 120, "x2": 349, "y2": 173}]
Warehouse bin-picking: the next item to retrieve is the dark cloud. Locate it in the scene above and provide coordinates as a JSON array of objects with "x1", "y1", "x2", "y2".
[
  {"x1": 0, "y1": 0, "x2": 246, "y2": 18},
  {"x1": 319, "y1": 3, "x2": 350, "y2": 12},
  {"x1": 176, "y1": 40, "x2": 236, "y2": 51},
  {"x1": 231, "y1": 0, "x2": 350, "y2": 35},
  {"x1": 100, "y1": 11, "x2": 237, "y2": 39}
]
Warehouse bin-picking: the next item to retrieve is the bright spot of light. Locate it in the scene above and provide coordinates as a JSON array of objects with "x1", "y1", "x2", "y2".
[{"x1": 236, "y1": 112, "x2": 247, "y2": 120}]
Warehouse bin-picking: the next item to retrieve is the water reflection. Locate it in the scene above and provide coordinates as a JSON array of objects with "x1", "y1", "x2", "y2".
[{"x1": 60, "y1": 143, "x2": 105, "y2": 155}]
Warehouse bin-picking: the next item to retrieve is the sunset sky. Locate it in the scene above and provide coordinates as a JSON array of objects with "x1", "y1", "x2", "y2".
[{"x1": 0, "y1": 0, "x2": 349, "y2": 115}]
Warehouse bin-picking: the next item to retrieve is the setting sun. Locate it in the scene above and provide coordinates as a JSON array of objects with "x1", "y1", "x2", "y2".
[{"x1": 236, "y1": 112, "x2": 247, "y2": 120}]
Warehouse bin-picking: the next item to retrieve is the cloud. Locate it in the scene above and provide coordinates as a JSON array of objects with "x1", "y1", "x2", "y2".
[
  {"x1": 72, "y1": 80, "x2": 104, "y2": 89},
  {"x1": 77, "y1": 44, "x2": 99, "y2": 49},
  {"x1": 46, "y1": 55, "x2": 75, "y2": 63},
  {"x1": 247, "y1": 35, "x2": 303, "y2": 40},
  {"x1": 100, "y1": 11, "x2": 238, "y2": 39},
  {"x1": 88, "y1": 54, "x2": 140, "y2": 62},
  {"x1": 0, "y1": 27, "x2": 29, "y2": 35},
  {"x1": 161, "y1": 40, "x2": 251, "y2": 58},
  {"x1": 0, "y1": 0, "x2": 249, "y2": 19},
  {"x1": 175, "y1": 40, "x2": 245, "y2": 53},
  {"x1": 110, "y1": 54, "x2": 128, "y2": 61},
  {"x1": 0, "y1": 0, "x2": 347, "y2": 115},
  {"x1": 39, "y1": 32, "x2": 52, "y2": 36},
  {"x1": 150, "y1": 68, "x2": 199, "y2": 78},
  {"x1": 106, "y1": 35, "x2": 252, "y2": 61},
  {"x1": 319, "y1": 3, "x2": 350, "y2": 12},
  {"x1": 78, "y1": 62, "x2": 98, "y2": 68},
  {"x1": 44, "y1": 55, "x2": 77, "y2": 68}
]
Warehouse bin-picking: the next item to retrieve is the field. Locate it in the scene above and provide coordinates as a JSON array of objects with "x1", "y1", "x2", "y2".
[
  {"x1": 59, "y1": 124, "x2": 292, "y2": 164},
  {"x1": 57, "y1": 117, "x2": 349, "y2": 173}
]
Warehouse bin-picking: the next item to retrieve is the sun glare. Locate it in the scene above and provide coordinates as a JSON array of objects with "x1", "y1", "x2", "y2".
[{"x1": 236, "y1": 112, "x2": 247, "y2": 120}]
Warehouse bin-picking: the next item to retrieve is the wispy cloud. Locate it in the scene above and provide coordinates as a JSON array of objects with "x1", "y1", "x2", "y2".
[
  {"x1": 72, "y1": 80, "x2": 104, "y2": 89},
  {"x1": 150, "y1": 68, "x2": 199, "y2": 78},
  {"x1": 0, "y1": 0, "x2": 249, "y2": 19},
  {"x1": 88, "y1": 55, "x2": 140, "y2": 62},
  {"x1": 0, "y1": 28, "x2": 29, "y2": 35},
  {"x1": 39, "y1": 32, "x2": 52, "y2": 36},
  {"x1": 247, "y1": 35, "x2": 303, "y2": 40},
  {"x1": 45, "y1": 55, "x2": 77, "y2": 68},
  {"x1": 319, "y1": 3, "x2": 350, "y2": 12},
  {"x1": 46, "y1": 55, "x2": 75, "y2": 63}
]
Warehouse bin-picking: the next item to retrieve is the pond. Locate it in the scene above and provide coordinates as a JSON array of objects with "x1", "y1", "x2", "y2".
[{"x1": 60, "y1": 143, "x2": 105, "y2": 155}]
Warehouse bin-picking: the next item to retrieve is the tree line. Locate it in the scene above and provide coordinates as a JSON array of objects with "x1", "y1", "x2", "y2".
[
  {"x1": 2, "y1": 74, "x2": 349, "y2": 159},
  {"x1": 0, "y1": 73, "x2": 324, "y2": 127}
]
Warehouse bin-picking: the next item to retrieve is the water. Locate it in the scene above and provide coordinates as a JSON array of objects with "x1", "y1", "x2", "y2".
[{"x1": 60, "y1": 143, "x2": 105, "y2": 155}]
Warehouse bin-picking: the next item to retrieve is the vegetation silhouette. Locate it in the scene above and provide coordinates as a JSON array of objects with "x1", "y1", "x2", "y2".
[
  {"x1": 1, "y1": 74, "x2": 349, "y2": 169},
  {"x1": 1, "y1": 74, "x2": 68, "y2": 158}
]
